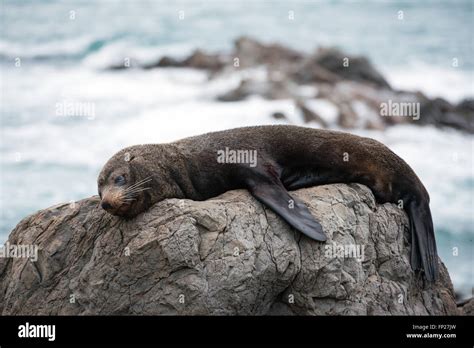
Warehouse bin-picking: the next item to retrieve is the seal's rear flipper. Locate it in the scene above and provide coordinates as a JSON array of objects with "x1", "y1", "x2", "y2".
[
  {"x1": 248, "y1": 182, "x2": 326, "y2": 242},
  {"x1": 408, "y1": 200, "x2": 439, "y2": 282}
]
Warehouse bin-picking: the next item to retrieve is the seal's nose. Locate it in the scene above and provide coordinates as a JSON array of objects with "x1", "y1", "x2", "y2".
[{"x1": 101, "y1": 201, "x2": 112, "y2": 210}]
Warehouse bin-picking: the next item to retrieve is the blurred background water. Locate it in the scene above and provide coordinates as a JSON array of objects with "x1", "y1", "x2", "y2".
[{"x1": 0, "y1": 0, "x2": 472, "y2": 299}]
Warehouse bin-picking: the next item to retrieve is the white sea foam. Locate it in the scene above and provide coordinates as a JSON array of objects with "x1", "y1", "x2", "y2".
[
  {"x1": 382, "y1": 62, "x2": 474, "y2": 104},
  {"x1": 354, "y1": 125, "x2": 473, "y2": 234},
  {"x1": 304, "y1": 99, "x2": 339, "y2": 125},
  {"x1": 82, "y1": 41, "x2": 197, "y2": 69},
  {"x1": 0, "y1": 36, "x2": 98, "y2": 59}
]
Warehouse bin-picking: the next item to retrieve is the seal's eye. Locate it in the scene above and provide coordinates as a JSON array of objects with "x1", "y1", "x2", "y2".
[{"x1": 114, "y1": 175, "x2": 126, "y2": 186}]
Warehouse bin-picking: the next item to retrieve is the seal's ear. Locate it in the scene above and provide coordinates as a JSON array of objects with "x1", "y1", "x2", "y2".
[
  {"x1": 122, "y1": 151, "x2": 136, "y2": 163},
  {"x1": 247, "y1": 180, "x2": 327, "y2": 242},
  {"x1": 127, "y1": 155, "x2": 151, "y2": 181},
  {"x1": 128, "y1": 155, "x2": 141, "y2": 168}
]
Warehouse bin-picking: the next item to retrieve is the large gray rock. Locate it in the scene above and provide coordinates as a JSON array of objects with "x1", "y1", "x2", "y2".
[{"x1": 0, "y1": 184, "x2": 458, "y2": 315}]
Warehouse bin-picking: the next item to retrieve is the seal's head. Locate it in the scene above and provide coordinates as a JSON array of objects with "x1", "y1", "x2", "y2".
[{"x1": 97, "y1": 148, "x2": 153, "y2": 218}]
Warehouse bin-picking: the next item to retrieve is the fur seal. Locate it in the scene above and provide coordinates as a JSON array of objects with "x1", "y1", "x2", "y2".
[{"x1": 97, "y1": 125, "x2": 438, "y2": 281}]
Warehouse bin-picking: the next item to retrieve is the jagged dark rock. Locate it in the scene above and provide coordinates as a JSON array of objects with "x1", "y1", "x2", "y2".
[
  {"x1": 144, "y1": 55, "x2": 184, "y2": 69},
  {"x1": 419, "y1": 97, "x2": 474, "y2": 132},
  {"x1": 144, "y1": 49, "x2": 225, "y2": 71},
  {"x1": 312, "y1": 47, "x2": 391, "y2": 89},
  {"x1": 291, "y1": 59, "x2": 342, "y2": 84}
]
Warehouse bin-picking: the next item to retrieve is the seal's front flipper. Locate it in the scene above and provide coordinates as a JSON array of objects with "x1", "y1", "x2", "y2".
[{"x1": 248, "y1": 182, "x2": 326, "y2": 242}]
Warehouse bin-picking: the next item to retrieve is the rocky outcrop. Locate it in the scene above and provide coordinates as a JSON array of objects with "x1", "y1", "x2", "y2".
[
  {"x1": 418, "y1": 97, "x2": 474, "y2": 133},
  {"x1": 0, "y1": 184, "x2": 458, "y2": 315},
  {"x1": 108, "y1": 36, "x2": 472, "y2": 133},
  {"x1": 144, "y1": 49, "x2": 225, "y2": 72},
  {"x1": 309, "y1": 47, "x2": 391, "y2": 89}
]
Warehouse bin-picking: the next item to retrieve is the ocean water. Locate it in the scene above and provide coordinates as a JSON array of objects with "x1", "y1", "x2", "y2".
[{"x1": 0, "y1": 0, "x2": 472, "y2": 299}]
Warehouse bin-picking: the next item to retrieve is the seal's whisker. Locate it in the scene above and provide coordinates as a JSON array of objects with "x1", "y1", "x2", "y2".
[
  {"x1": 125, "y1": 181, "x2": 151, "y2": 191},
  {"x1": 126, "y1": 185, "x2": 152, "y2": 194},
  {"x1": 125, "y1": 176, "x2": 153, "y2": 191},
  {"x1": 128, "y1": 186, "x2": 151, "y2": 191},
  {"x1": 124, "y1": 178, "x2": 151, "y2": 191},
  {"x1": 125, "y1": 184, "x2": 145, "y2": 192},
  {"x1": 125, "y1": 186, "x2": 152, "y2": 194},
  {"x1": 118, "y1": 190, "x2": 137, "y2": 201},
  {"x1": 122, "y1": 198, "x2": 137, "y2": 202}
]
